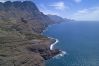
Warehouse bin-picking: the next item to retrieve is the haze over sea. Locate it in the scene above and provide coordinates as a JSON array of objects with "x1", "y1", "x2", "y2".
[{"x1": 44, "y1": 21, "x2": 99, "y2": 66}]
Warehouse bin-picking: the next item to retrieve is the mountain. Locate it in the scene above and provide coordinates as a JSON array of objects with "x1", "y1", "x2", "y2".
[
  {"x1": 48, "y1": 14, "x2": 75, "y2": 23},
  {"x1": 64, "y1": 18, "x2": 75, "y2": 22},
  {"x1": 0, "y1": 1, "x2": 54, "y2": 33},
  {"x1": 0, "y1": 1, "x2": 60, "y2": 66},
  {"x1": 47, "y1": 14, "x2": 65, "y2": 23}
]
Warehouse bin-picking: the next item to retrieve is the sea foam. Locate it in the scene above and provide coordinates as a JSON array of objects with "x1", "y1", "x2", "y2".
[
  {"x1": 49, "y1": 37, "x2": 59, "y2": 50},
  {"x1": 48, "y1": 37, "x2": 67, "y2": 58},
  {"x1": 43, "y1": 27, "x2": 67, "y2": 58},
  {"x1": 54, "y1": 51, "x2": 67, "y2": 59}
]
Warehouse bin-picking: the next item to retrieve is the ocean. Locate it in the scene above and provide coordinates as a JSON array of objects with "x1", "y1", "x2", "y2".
[{"x1": 43, "y1": 21, "x2": 99, "y2": 66}]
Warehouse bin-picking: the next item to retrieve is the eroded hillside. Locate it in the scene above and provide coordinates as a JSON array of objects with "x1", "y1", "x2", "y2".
[{"x1": 0, "y1": 1, "x2": 60, "y2": 66}]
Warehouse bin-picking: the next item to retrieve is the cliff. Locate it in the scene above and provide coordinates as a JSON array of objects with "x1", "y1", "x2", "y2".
[{"x1": 0, "y1": 1, "x2": 60, "y2": 66}]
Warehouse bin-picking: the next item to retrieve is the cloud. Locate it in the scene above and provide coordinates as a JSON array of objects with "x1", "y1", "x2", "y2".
[
  {"x1": 38, "y1": 4, "x2": 60, "y2": 16},
  {"x1": 0, "y1": 0, "x2": 32, "y2": 2},
  {"x1": 71, "y1": 7, "x2": 99, "y2": 21},
  {"x1": 74, "y1": 0, "x2": 82, "y2": 3},
  {"x1": 49, "y1": 1, "x2": 68, "y2": 10}
]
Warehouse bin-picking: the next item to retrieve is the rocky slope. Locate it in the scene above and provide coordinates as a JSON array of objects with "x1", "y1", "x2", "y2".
[{"x1": 0, "y1": 1, "x2": 60, "y2": 66}]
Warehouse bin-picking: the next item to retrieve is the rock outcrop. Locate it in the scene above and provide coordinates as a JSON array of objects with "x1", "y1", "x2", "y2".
[{"x1": 0, "y1": 1, "x2": 60, "y2": 66}]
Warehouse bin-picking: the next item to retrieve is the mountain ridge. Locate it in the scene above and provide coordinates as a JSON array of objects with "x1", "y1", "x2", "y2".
[
  {"x1": 47, "y1": 14, "x2": 74, "y2": 23},
  {"x1": 0, "y1": 1, "x2": 60, "y2": 66}
]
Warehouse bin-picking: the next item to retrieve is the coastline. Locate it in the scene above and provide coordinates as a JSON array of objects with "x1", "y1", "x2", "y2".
[
  {"x1": 0, "y1": 1, "x2": 67, "y2": 66},
  {"x1": 49, "y1": 37, "x2": 67, "y2": 57},
  {"x1": 48, "y1": 37, "x2": 59, "y2": 50},
  {"x1": 43, "y1": 25, "x2": 67, "y2": 58}
]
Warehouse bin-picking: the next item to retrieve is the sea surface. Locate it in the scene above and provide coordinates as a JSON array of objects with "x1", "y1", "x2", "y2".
[{"x1": 43, "y1": 21, "x2": 99, "y2": 66}]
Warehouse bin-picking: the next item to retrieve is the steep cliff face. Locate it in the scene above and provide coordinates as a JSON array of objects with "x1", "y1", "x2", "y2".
[{"x1": 0, "y1": 1, "x2": 60, "y2": 66}]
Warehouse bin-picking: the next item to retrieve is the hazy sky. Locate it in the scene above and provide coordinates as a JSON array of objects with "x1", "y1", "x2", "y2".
[{"x1": 0, "y1": 0, "x2": 99, "y2": 21}]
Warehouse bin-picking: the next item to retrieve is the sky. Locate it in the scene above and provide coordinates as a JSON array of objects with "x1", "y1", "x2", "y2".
[{"x1": 0, "y1": 0, "x2": 99, "y2": 21}]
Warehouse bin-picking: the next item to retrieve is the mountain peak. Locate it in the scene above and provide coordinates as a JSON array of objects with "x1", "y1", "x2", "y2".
[{"x1": 0, "y1": 1, "x2": 39, "y2": 11}]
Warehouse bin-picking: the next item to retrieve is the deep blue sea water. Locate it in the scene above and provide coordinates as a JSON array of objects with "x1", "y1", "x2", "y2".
[{"x1": 44, "y1": 21, "x2": 99, "y2": 66}]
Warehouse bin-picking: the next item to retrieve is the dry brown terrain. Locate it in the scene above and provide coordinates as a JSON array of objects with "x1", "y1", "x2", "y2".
[{"x1": 0, "y1": 1, "x2": 60, "y2": 66}]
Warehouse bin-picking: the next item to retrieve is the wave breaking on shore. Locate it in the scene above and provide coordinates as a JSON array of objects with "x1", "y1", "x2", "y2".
[
  {"x1": 48, "y1": 37, "x2": 67, "y2": 58},
  {"x1": 49, "y1": 37, "x2": 59, "y2": 50},
  {"x1": 54, "y1": 51, "x2": 67, "y2": 59},
  {"x1": 43, "y1": 26, "x2": 67, "y2": 58}
]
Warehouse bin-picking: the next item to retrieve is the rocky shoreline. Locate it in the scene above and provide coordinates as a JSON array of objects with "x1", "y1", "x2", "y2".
[{"x1": 43, "y1": 31, "x2": 67, "y2": 59}]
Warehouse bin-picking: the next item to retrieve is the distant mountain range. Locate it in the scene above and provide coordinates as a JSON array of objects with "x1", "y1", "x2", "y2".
[{"x1": 47, "y1": 14, "x2": 74, "y2": 23}]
